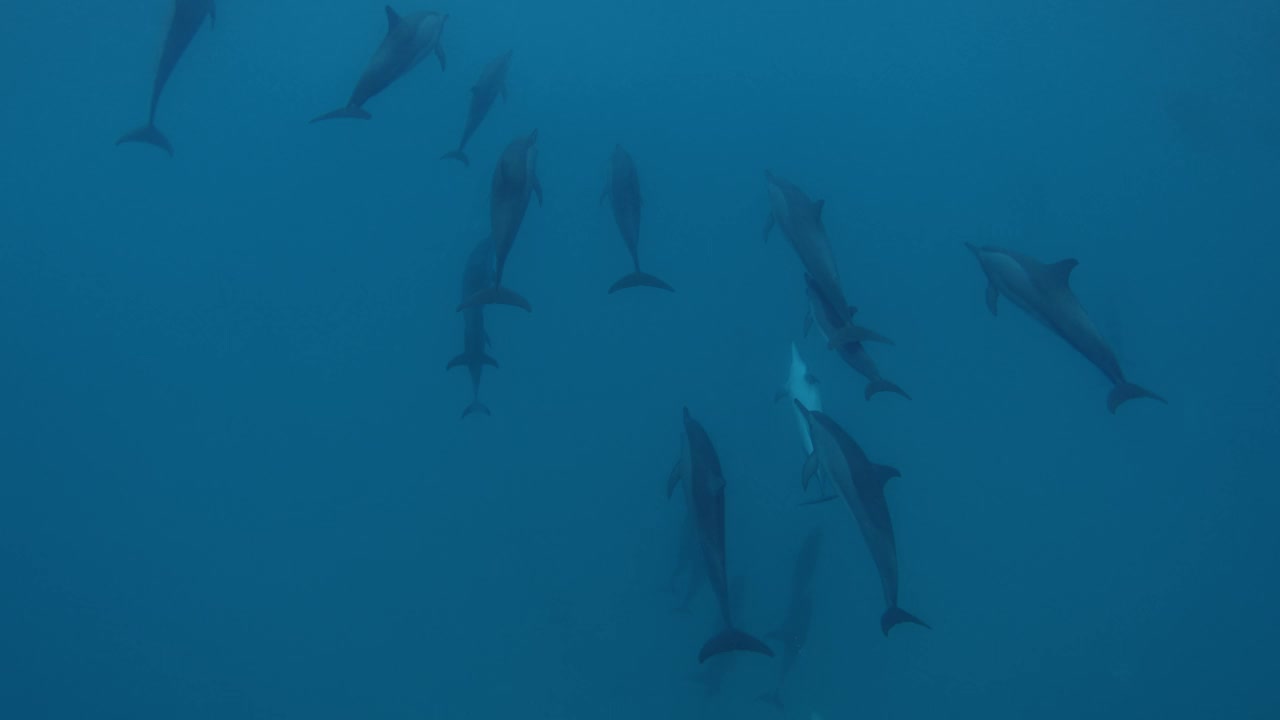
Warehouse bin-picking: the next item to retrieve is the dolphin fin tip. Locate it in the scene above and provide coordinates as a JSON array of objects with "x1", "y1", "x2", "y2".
[
  {"x1": 115, "y1": 124, "x2": 172, "y2": 156},
  {"x1": 1107, "y1": 382, "x2": 1167, "y2": 414},
  {"x1": 309, "y1": 106, "x2": 372, "y2": 123},
  {"x1": 441, "y1": 150, "x2": 469, "y2": 166},
  {"x1": 697, "y1": 629, "x2": 774, "y2": 663},
  {"x1": 881, "y1": 606, "x2": 930, "y2": 636},
  {"x1": 608, "y1": 271, "x2": 674, "y2": 294}
]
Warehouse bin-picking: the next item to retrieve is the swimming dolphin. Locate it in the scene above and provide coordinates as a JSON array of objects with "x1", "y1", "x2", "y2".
[
  {"x1": 764, "y1": 171, "x2": 849, "y2": 321},
  {"x1": 310, "y1": 7, "x2": 448, "y2": 123},
  {"x1": 447, "y1": 238, "x2": 499, "y2": 418},
  {"x1": 602, "y1": 145, "x2": 674, "y2": 293},
  {"x1": 441, "y1": 50, "x2": 513, "y2": 166},
  {"x1": 965, "y1": 243, "x2": 1166, "y2": 413},
  {"x1": 759, "y1": 528, "x2": 824, "y2": 711},
  {"x1": 672, "y1": 407, "x2": 774, "y2": 663},
  {"x1": 804, "y1": 274, "x2": 909, "y2": 401},
  {"x1": 795, "y1": 402, "x2": 929, "y2": 636},
  {"x1": 774, "y1": 343, "x2": 840, "y2": 503},
  {"x1": 116, "y1": 0, "x2": 216, "y2": 155},
  {"x1": 457, "y1": 130, "x2": 543, "y2": 312}
]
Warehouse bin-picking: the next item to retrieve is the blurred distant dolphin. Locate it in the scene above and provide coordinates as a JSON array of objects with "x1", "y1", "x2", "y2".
[
  {"x1": 804, "y1": 274, "x2": 908, "y2": 401},
  {"x1": 759, "y1": 528, "x2": 824, "y2": 711},
  {"x1": 764, "y1": 171, "x2": 849, "y2": 321},
  {"x1": 310, "y1": 7, "x2": 447, "y2": 123},
  {"x1": 116, "y1": 0, "x2": 216, "y2": 155},
  {"x1": 965, "y1": 244, "x2": 1166, "y2": 413},
  {"x1": 602, "y1": 145, "x2": 674, "y2": 293},
  {"x1": 447, "y1": 238, "x2": 499, "y2": 418},
  {"x1": 441, "y1": 50, "x2": 513, "y2": 166}
]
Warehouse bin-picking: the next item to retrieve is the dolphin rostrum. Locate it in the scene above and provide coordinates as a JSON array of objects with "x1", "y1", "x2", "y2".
[
  {"x1": 804, "y1": 274, "x2": 909, "y2": 401},
  {"x1": 759, "y1": 528, "x2": 824, "y2": 711},
  {"x1": 116, "y1": 0, "x2": 217, "y2": 155},
  {"x1": 794, "y1": 402, "x2": 929, "y2": 636},
  {"x1": 671, "y1": 407, "x2": 774, "y2": 663},
  {"x1": 602, "y1": 145, "x2": 674, "y2": 293},
  {"x1": 310, "y1": 7, "x2": 448, "y2": 123},
  {"x1": 447, "y1": 238, "x2": 499, "y2": 418},
  {"x1": 441, "y1": 50, "x2": 513, "y2": 166},
  {"x1": 965, "y1": 243, "x2": 1166, "y2": 413},
  {"x1": 457, "y1": 130, "x2": 542, "y2": 313},
  {"x1": 764, "y1": 171, "x2": 849, "y2": 322}
]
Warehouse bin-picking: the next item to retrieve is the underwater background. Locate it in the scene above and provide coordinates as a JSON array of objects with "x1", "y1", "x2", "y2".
[{"x1": 2, "y1": 0, "x2": 1278, "y2": 717}]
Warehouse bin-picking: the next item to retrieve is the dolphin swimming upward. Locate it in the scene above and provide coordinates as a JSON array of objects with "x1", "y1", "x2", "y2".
[
  {"x1": 447, "y1": 238, "x2": 499, "y2": 418},
  {"x1": 965, "y1": 243, "x2": 1166, "y2": 413},
  {"x1": 311, "y1": 7, "x2": 448, "y2": 123},
  {"x1": 441, "y1": 50, "x2": 512, "y2": 166},
  {"x1": 602, "y1": 145, "x2": 674, "y2": 293},
  {"x1": 116, "y1": 0, "x2": 217, "y2": 155}
]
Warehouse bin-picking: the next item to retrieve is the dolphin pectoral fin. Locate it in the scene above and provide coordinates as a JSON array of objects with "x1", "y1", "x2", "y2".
[
  {"x1": 435, "y1": 42, "x2": 448, "y2": 71},
  {"x1": 1107, "y1": 381, "x2": 1167, "y2": 414},
  {"x1": 763, "y1": 213, "x2": 774, "y2": 243},
  {"x1": 985, "y1": 281, "x2": 999, "y2": 316},
  {"x1": 872, "y1": 463, "x2": 901, "y2": 488},
  {"x1": 827, "y1": 324, "x2": 894, "y2": 347},
  {"x1": 446, "y1": 353, "x2": 467, "y2": 371},
  {"x1": 865, "y1": 379, "x2": 910, "y2": 401},
  {"x1": 457, "y1": 286, "x2": 532, "y2": 312},
  {"x1": 698, "y1": 629, "x2": 774, "y2": 663},
  {"x1": 608, "y1": 271, "x2": 674, "y2": 294},
  {"x1": 116, "y1": 124, "x2": 173, "y2": 155},
  {"x1": 461, "y1": 400, "x2": 491, "y2": 419},
  {"x1": 441, "y1": 150, "x2": 469, "y2": 166},
  {"x1": 666, "y1": 460, "x2": 683, "y2": 499},
  {"x1": 881, "y1": 606, "x2": 930, "y2": 636},
  {"x1": 310, "y1": 106, "x2": 372, "y2": 123},
  {"x1": 800, "y1": 453, "x2": 819, "y2": 491},
  {"x1": 802, "y1": 310, "x2": 813, "y2": 337}
]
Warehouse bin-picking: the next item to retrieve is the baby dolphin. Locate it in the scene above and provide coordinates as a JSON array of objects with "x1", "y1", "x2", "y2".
[
  {"x1": 965, "y1": 243, "x2": 1166, "y2": 413},
  {"x1": 457, "y1": 130, "x2": 543, "y2": 313},
  {"x1": 116, "y1": 0, "x2": 217, "y2": 155},
  {"x1": 671, "y1": 407, "x2": 774, "y2": 663},
  {"x1": 804, "y1": 274, "x2": 909, "y2": 401},
  {"x1": 441, "y1": 50, "x2": 513, "y2": 167},
  {"x1": 794, "y1": 402, "x2": 929, "y2": 636},
  {"x1": 447, "y1": 238, "x2": 499, "y2": 418},
  {"x1": 602, "y1": 145, "x2": 674, "y2": 293},
  {"x1": 310, "y1": 7, "x2": 448, "y2": 123}
]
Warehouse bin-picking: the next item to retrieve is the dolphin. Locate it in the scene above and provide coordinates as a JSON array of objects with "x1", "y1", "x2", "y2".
[
  {"x1": 774, "y1": 344, "x2": 840, "y2": 503},
  {"x1": 457, "y1": 130, "x2": 543, "y2": 312},
  {"x1": 764, "y1": 171, "x2": 849, "y2": 322},
  {"x1": 965, "y1": 243, "x2": 1166, "y2": 413},
  {"x1": 804, "y1": 274, "x2": 909, "y2": 401},
  {"x1": 116, "y1": 0, "x2": 216, "y2": 155},
  {"x1": 794, "y1": 402, "x2": 929, "y2": 636},
  {"x1": 447, "y1": 238, "x2": 499, "y2": 418},
  {"x1": 310, "y1": 7, "x2": 448, "y2": 123},
  {"x1": 602, "y1": 145, "x2": 674, "y2": 293},
  {"x1": 759, "y1": 528, "x2": 824, "y2": 711},
  {"x1": 671, "y1": 407, "x2": 774, "y2": 663},
  {"x1": 441, "y1": 50, "x2": 513, "y2": 166},
  {"x1": 689, "y1": 576, "x2": 748, "y2": 699}
]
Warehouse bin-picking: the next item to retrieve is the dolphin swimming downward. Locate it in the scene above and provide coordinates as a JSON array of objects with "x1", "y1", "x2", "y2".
[
  {"x1": 441, "y1": 50, "x2": 513, "y2": 166},
  {"x1": 447, "y1": 238, "x2": 499, "y2": 418},
  {"x1": 602, "y1": 145, "x2": 674, "y2": 293}
]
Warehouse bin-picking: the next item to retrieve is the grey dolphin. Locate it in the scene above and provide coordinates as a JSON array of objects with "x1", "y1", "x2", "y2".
[
  {"x1": 965, "y1": 243, "x2": 1166, "y2": 413},
  {"x1": 795, "y1": 402, "x2": 929, "y2": 636},
  {"x1": 116, "y1": 0, "x2": 216, "y2": 155},
  {"x1": 310, "y1": 7, "x2": 448, "y2": 123},
  {"x1": 447, "y1": 238, "x2": 499, "y2": 418},
  {"x1": 672, "y1": 407, "x2": 774, "y2": 663},
  {"x1": 457, "y1": 130, "x2": 542, "y2": 312},
  {"x1": 441, "y1": 50, "x2": 513, "y2": 166},
  {"x1": 689, "y1": 576, "x2": 748, "y2": 698},
  {"x1": 758, "y1": 528, "x2": 824, "y2": 711},
  {"x1": 602, "y1": 145, "x2": 674, "y2": 293},
  {"x1": 764, "y1": 171, "x2": 849, "y2": 321},
  {"x1": 804, "y1": 274, "x2": 908, "y2": 401}
]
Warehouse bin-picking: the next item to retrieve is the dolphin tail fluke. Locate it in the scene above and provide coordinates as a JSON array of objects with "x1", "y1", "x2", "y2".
[
  {"x1": 461, "y1": 400, "x2": 491, "y2": 419},
  {"x1": 441, "y1": 149, "x2": 470, "y2": 166},
  {"x1": 457, "y1": 286, "x2": 532, "y2": 312},
  {"x1": 115, "y1": 124, "x2": 173, "y2": 156},
  {"x1": 309, "y1": 106, "x2": 372, "y2": 123},
  {"x1": 698, "y1": 629, "x2": 774, "y2": 663},
  {"x1": 446, "y1": 352, "x2": 499, "y2": 371},
  {"x1": 880, "y1": 606, "x2": 930, "y2": 636},
  {"x1": 608, "y1": 271, "x2": 674, "y2": 294},
  {"x1": 757, "y1": 689, "x2": 785, "y2": 711},
  {"x1": 827, "y1": 324, "x2": 894, "y2": 347},
  {"x1": 865, "y1": 379, "x2": 911, "y2": 401},
  {"x1": 1107, "y1": 382, "x2": 1167, "y2": 414}
]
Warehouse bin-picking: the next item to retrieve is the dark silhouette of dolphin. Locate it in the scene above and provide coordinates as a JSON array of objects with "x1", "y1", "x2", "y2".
[
  {"x1": 441, "y1": 50, "x2": 513, "y2": 166},
  {"x1": 447, "y1": 238, "x2": 499, "y2": 418},
  {"x1": 804, "y1": 274, "x2": 908, "y2": 401},
  {"x1": 764, "y1": 170, "x2": 849, "y2": 322},
  {"x1": 758, "y1": 528, "x2": 824, "y2": 711},
  {"x1": 602, "y1": 145, "x2": 674, "y2": 293},
  {"x1": 965, "y1": 243, "x2": 1166, "y2": 413},
  {"x1": 116, "y1": 0, "x2": 216, "y2": 155}
]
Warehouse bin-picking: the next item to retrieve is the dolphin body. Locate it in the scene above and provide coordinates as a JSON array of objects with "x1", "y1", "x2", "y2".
[
  {"x1": 764, "y1": 171, "x2": 850, "y2": 322},
  {"x1": 804, "y1": 274, "x2": 909, "y2": 401},
  {"x1": 116, "y1": 0, "x2": 217, "y2": 155},
  {"x1": 458, "y1": 130, "x2": 543, "y2": 312},
  {"x1": 775, "y1": 344, "x2": 840, "y2": 504},
  {"x1": 671, "y1": 408, "x2": 774, "y2": 663},
  {"x1": 447, "y1": 239, "x2": 499, "y2": 418},
  {"x1": 794, "y1": 402, "x2": 929, "y2": 637},
  {"x1": 310, "y1": 7, "x2": 448, "y2": 123},
  {"x1": 602, "y1": 145, "x2": 674, "y2": 293},
  {"x1": 965, "y1": 243, "x2": 1166, "y2": 413},
  {"x1": 759, "y1": 528, "x2": 825, "y2": 711},
  {"x1": 441, "y1": 50, "x2": 513, "y2": 166}
]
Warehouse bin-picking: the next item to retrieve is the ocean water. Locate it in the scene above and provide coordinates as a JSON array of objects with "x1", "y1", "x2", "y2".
[{"x1": 1, "y1": 1, "x2": 1278, "y2": 718}]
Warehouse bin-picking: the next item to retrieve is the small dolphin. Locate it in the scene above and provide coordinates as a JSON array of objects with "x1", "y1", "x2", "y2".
[
  {"x1": 804, "y1": 274, "x2": 909, "y2": 401},
  {"x1": 764, "y1": 171, "x2": 849, "y2": 321},
  {"x1": 758, "y1": 528, "x2": 824, "y2": 711},
  {"x1": 672, "y1": 408, "x2": 774, "y2": 663},
  {"x1": 795, "y1": 402, "x2": 929, "y2": 636},
  {"x1": 965, "y1": 243, "x2": 1166, "y2": 413},
  {"x1": 602, "y1": 145, "x2": 674, "y2": 293},
  {"x1": 441, "y1": 50, "x2": 513, "y2": 166},
  {"x1": 116, "y1": 0, "x2": 217, "y2": 155},
  {"x1": 310, "y1": 7, "x2": 448, "y2": 123},
  {"x1": 447, "y1": 238, "x2": 499, "y2": 418},
  {"x1": 457, "y1": 130, "x2": 543, "y2": 312}
]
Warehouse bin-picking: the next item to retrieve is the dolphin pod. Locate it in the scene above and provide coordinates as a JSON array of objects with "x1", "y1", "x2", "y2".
[{"x1": 441, "y1": 50, "x2": 513, "y2": 166}]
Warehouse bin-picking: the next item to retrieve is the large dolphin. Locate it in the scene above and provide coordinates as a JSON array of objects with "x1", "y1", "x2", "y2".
[
  {"x1": 795, "y1": 402, "x2": 929, "y2": 636},
  {"x1": 458, "y1": 130, "x2": 542, "y2": 312},
  {"x1": 764, "y1": 171, "x2": 849, "y2": 321},
  {"x1": 441, "y1": 50, "x2": 513, "y2": 166},
  {"x1": 804, "y1": 274, "x2": 909, "y2": 401},
  {"x1": 116, "y1": 0, "x2": 217, "y2": 155},
  {"x1": 965, "y1": 243, "x2": 1166, "y2": 413},
  {"x1": 759, "y1": 528, "x2": 824, "y2": 711},
  {"x1": 671, "y1": 407, "x2": 774, "y2": 663},
  {"x1": 602, "y1": 145, "x2": 674, "y2": 293},
  {"x1": 447, "y1": 238, "x2": 499, "y2": 418},
  {"x1": 310, "y1": 7, "x2": 448, "y2": 123}
]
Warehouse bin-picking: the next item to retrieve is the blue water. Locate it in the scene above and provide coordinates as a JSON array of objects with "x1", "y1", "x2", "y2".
[{"x1": 2, "y1": 1, "x2": 1278, "y2": 717}]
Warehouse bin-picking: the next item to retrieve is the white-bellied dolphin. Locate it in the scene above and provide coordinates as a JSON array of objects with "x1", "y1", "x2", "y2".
[
  {"x1": 441, "y1": 50, "x2": 513, "y2": 166},
  {"x1": 775, "y1": 344, "x2": 840, "y2": 503},
  {"x1": 671, "y1": 407, "x2": 774, "y2": 663},
  {"x1": 759, "y1": 528, "x2": 824, "y2": 711},
  {"x1": 310, "y1": 7, "x2": 448, "y2": 123},
  {"x1": 764, "y1": 171, "x2": 849, "y2": 321},
  {"x1": 457, "y1": 130, "x2": 542, "y2": 312},
  {"x1": 116, "y1": 0, "x2": 216, "y2": 155},
  {"x1": 795, "y1": 402, "x2": 929, "y2": 636},
  {"x1": 965, "y1": 243, "x2": 1166, "y2": 413},
  {"x1": 447, "y1": 238, "x2": 499, "y2": 418},
  {"x1": 602, "y1": 145, "x2": 674, "y2": 293},
  {"x1": 804, "y1": 274, "x2": 909, "y2": 401}
]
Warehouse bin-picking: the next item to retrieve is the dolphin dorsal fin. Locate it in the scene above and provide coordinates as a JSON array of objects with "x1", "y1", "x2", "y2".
[
  {"x1": 385, "y1": 6, "x2": 402, "y2": 31},
  {"x1": 1045, "y1": 258, "x2": 1079, "y2": 288}
]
